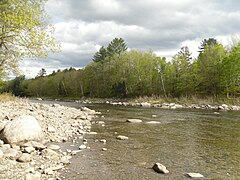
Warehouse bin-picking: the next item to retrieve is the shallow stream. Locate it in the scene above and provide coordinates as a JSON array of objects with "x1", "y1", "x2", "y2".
[{"x1": 55, "y1": 102, "x2": 240, "y2": 179}]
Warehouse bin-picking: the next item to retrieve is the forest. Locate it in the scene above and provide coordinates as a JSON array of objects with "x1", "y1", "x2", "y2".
[{"x1": 1, "y1": 37, "x2": 240, "y2": 100}]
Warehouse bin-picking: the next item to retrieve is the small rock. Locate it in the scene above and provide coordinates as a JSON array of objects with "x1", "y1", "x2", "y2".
[
  {"x1": 100, "y1": 139, "x2": 107, "y2": 143},
  {"x1": 79, "y1": 144, "x2": 87, "y2": 150},
  {"x1": 0, "y1": 140, "x2": 4, "y2": 145},
  {"x1": 4, "y1": 148, "x2": 21, "y2": 160},
  {"x1": 146, "y1": 121, "x2": 160, "y2": 124},
  {"x1": 44, "y1": 165, "x2": 64, "y2": 174},
  {"x1": 25, "y1": 172, "x2": 41, "y2": 180},
  {"x1": 116, "y1": 135, "x2": 128, "y2": 140},
  {"x1": 186, "y1": 173, "x2": 204, "y2": 178},
  {"x1": 152, "y1": 115, "x2": 157, "y2": 118},
  {"x1": 41, "y1": 148, "x2": 59, "y2": 158},
  {"x1": 152, "y1": 163, "x2": 169, "y2": 174},
  {"x1": 141, "y1": 102, "x2": 151, "y2": 107},
  {"x1": 126, "y1": 119, "x2": 142, "y2": 123},
  {"x1": 0, "y1": 149, "x2": 3, "y2": 157},
  {"x1": 102, "y1": 148, "x2": 107, "y2": 151},
  {"x1": 17, "y1": 153, "x2": 32, "y2": 162},
  {"x1": 24, "y1": 146, "x2": 35, "y2": 154},
  {"x1": 47, "y1": 126, "x2": 56, "y2": 133},
  {"x1": 88, "y1": 132, "x2": 98, "y2": 135},
  {"x1": 47, "y1": 144, "x2": 60, "y2": 151},
  {"x1": 60, "y1": 156, "x2": 72, "y2": 164},
  {"x1": 25, "y1": 167, "x2": 35, "y2": 173}
]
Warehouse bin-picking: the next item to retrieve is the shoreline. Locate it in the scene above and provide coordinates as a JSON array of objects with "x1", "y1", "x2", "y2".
[
  {"x1": 0, "y1": 98, "x2": 99, "y2": 179},
  {"x1": 74, "y1": 98, "x2": 240, "y2": 111}
]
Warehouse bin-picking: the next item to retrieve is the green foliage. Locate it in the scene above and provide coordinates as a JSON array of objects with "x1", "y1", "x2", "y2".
[
  {"x1": 2, "y1": 37, "x2": 240, "y2": 99},
  {"x1": 0, "y1": 0, "x2": 59, "y2": 75}
]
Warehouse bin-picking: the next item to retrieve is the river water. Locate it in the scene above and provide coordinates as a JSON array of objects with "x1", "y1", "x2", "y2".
[{"x1": 55, "y1": 102, "x2": 240, "y2": 180}]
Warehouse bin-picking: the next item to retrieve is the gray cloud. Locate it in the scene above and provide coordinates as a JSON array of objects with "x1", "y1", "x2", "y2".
[{"x1": 21, "y1": 0, "x2": 240, "y2": 77}]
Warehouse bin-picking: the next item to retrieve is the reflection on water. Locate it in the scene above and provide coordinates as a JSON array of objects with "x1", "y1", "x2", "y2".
[{"x1": 60, "y1": 103, "x2": 240, "y2": 179}]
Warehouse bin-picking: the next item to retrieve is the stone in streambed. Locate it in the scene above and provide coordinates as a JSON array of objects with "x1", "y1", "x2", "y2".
[
  {"x1": 186, "y1": 173, "x2": 204, "y2": 178},
  {"x1": 116, "y1": 135, "x2": 128, "y2": 140},
  {"x1": 152, "y1": 163, "x2": 169, "y2": 174},
  {"x1": 146, "y1": 121, "x2": 160, "y2": 124},
  {"x1": 126, "y1": 119, "x2": 142, "y2": 123}
]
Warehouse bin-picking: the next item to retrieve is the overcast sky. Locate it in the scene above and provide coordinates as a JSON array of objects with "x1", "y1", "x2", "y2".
[{"x1": 20, "y1": 0, "x2": 240, "y2": 78}]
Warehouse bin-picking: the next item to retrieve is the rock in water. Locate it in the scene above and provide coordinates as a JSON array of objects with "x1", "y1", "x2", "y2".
[
  {"x1": 0, "y1": 115, "x2": 44, "y2": 145},
  {"x1": 186, "y1": 173, "x2": 204, "y2": 178},
  {"x1": 116, "y1": 135, "x2": 128, "y2": 140},
  {"x1": 126, "y1": 119, "x2": 142, "y2": 123},
  {"x1": 152, "y1": 163, "x2": 169, "y2": 174}
]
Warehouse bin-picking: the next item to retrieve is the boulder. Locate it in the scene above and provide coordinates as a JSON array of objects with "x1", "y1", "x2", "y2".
[
  {"x1": 0, "y1": 115, "x2": 44, "y2": 145},
  {"x1": 152, "y1": 163, "x2": 169, "y2": 174},
  {"x1": 126, "y1": 119, "x2": 142, "y2": 123}
]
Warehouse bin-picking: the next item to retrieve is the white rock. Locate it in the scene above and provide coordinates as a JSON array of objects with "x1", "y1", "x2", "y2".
[
  {"x1": 47, "y1": 126, "x2": 56, "y2": 133},
  {"x1": 79, "y1": 144, "x2": 87, "y2": 150},
  {"x1": 116, "y1": 135, "x2": 128, "y2": 140},
  {"x1": 152, "y1": 163, "x2": 169, "y2": 174},
  {"x1": 141, "y1": 102, "x2": 151, "y2": 107},
  {"x1": 100, "y1": 139, "x2": 107, "y2": 143},
  {"x1": 88, "y1": 132, "x2": 98, "y2": 135},
  {"x1": 0, "y1": 115, "x2": 44, "y2": 145},
  {"x1": 25, "y1": 172, "x2": 41, "y2": 180},
  {"x1": 152, "y1": 115, "x2": 157, "y2": 118},
  {"x1": 47, "y1": 144, "x2": 60, "y2": 151},
  {"x1": 126, "y1": 119, "x2": 142, "y2": 123},
  {"x1": 102, "y1": 148, "x2": 107, "y2": 151},
  {"x1": 17, "y1": 153, "x2": 32, "y2": 163},
  {"x1": 24, "y1": 146, "x2": 35, "y2": 154},
  {"x1": 4, "y1": 148, "x2": 21, "y2": 160},
  {"x1": 0, "y1": 149, "x2": 3, "y2": 157},
  {"x1": 146, "y1": 121, "x2": 160, "y2": 124},
  {"x1": 186, "y1": 173, "x2": 204, "y2": 178}
]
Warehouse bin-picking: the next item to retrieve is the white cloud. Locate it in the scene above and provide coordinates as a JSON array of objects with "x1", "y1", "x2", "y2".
[{"x1": 18, "y1": 0, "x2": 240, "y2": 78}]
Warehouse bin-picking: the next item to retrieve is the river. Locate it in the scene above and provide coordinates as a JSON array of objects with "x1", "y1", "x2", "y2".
[{"x1": 47, "y1": 101, "x2": 240, "y2": 179}]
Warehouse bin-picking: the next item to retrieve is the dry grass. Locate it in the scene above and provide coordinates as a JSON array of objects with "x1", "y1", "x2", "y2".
[{"x1": 0, "y1": 93, "x2": 18, "y2": 102}]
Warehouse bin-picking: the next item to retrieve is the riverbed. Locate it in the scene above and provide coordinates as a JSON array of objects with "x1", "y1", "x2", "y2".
[{"x1": 58, "y1": 102, "x2": 240, "y2": 179}]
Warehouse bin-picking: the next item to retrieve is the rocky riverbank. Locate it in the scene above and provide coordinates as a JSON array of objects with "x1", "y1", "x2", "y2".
[
  {"x1": 78, "y1": 99, "x2": 240, "y2": 111},
  {"x1": 108, "y1": 101, "x2": 240, "y2": 110},
  {"x1": 0, "y1": 99, "x2": 99, "y2": 180}
]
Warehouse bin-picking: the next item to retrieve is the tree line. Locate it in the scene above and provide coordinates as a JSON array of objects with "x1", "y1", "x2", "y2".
[{"x1": 2, "y1": 37, "x2": 240, "y2": 99}]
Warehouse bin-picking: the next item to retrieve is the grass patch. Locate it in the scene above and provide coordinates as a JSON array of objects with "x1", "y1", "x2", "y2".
[{"x1": 0, "y1": 93, "x2": 18, "y2": 102}]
